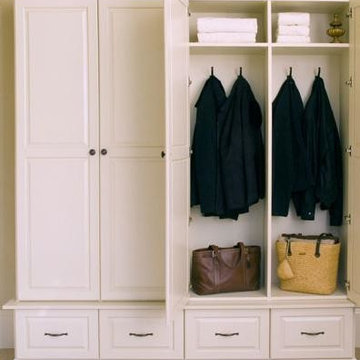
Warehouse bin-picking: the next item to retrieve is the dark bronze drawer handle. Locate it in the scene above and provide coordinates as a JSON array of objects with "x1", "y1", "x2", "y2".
[
  {"x1": 301, "y1": 331, "x2": 325, "y2": 336},
  {"x1": 44, "y1": 332, "x2": 68, "y2": 337},
  {"x1": 215, "y1": 332, "x2": 239, "y2": 337},
  {"x1": 129, "y1": 332, "x2": 154, "y2": 337}
]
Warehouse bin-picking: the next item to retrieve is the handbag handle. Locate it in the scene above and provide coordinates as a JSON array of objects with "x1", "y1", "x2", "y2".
[
  {"x1": 286, "y1": 233, "x2": 334, "y2": 258},
  {"x1": 208, "y1": 243, "x2": 245, "y2": 269}
]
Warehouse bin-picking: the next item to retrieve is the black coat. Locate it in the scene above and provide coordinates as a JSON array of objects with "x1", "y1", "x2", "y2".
[
  {"x1": 218, "y1": 75, "x2": 265, "y2": 216},
  {"x1": 296, "y1": 76, "x2": 343, "y2": 226},
  {"x1": 272, "y1": 75, "x2": 309, "y2": 216},
  {"x1": 191, "y1": 75, "x2": 227, "y2": 216}
]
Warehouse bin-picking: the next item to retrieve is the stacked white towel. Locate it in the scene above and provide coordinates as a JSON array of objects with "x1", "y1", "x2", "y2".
[
  {"x1": 276, "y1": 13, "x2": 310, "y2": 43},
  {"x1": 197, "y1": 17, "x2": 258, "y2": 43}
]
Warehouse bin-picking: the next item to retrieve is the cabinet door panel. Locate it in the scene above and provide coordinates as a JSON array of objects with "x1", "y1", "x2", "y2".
[
  {"x1": 24, "y1": 9, "x2": 89, "y2": 146},
  {"x1": 15, "y1": 0, "x2": 99, "y2": 300},
  {"x1": 164, "y1": 0, "x2": 189, "y2": 321},
  {"x1": 99, "y1": 0, "x2": 166, "y2": 301},
  {"x1": 23, "y1": 160, "x2": 93, "y2": 288},
  {"x1": 101, "y1": 158, "x2": 165, "y2": 300},
  {"x1": 348, "y1": 0, "x2": 360, "y2": 305},
  {"x1": 99, "y1": 0, "x2": 165, "y2": 148}
]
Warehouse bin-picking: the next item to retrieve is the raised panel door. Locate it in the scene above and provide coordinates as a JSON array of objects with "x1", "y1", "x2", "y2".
[
  {"x1": 348, "y1": 0, "x2": 360, "y2": 305},
  {"x1": 164, "y1": 0, "x2": 189, "y2": 321},
  {"x1": 15, "y1": 0, "x2": 99, "y2": 300},
  {"x1": 99, "y1": 0, "x2": 166, "y2": 300}
]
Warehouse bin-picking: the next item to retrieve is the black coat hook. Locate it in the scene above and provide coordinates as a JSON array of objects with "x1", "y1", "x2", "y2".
[
  {"x1": 289, "y1": 67, "x2": 293, "y2": 76},
  {"x1": 211, "y1": 66, "x2": 214, "y2": 76},
  {"x1": 240, "y1": 67, "x2": 242, "y2": 76},
  {"x1": 317, "y1": 67, "x2": 321, "y2": 76}
]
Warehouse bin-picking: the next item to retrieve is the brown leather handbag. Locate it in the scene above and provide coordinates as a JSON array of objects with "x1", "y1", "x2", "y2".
[{"x1": 191, "y1": 242, "x2": 261, "y2": 295}]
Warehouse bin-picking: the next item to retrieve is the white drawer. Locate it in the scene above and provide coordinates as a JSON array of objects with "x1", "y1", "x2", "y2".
[
  {"x1": 271, "y1": 308, "x2": 353, "y2": 359},
  {"x1": 15, "y1": 309, "x2": 98, "y2": 359},
  {"x1": 99, "y1": 310, "x2": 183, "y2": 359},
  {"x1": 185, "y1": 309, "x2": 269, "y2": 359}
]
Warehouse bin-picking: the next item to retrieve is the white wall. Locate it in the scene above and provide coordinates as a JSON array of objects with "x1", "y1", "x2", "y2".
[{"x1": 0, "y1": 0, "x2": 15, "y2": 349}]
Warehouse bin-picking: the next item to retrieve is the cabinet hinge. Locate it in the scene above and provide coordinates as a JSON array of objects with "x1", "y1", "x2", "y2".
[
  {"x1": 188, "y1": 77, "x2": 192, "y2": 87},
  {"x1": 161, "y1": 151, "x2": 166, "y2": 158},
  {"x1": 344, "y1": 214, "x2": 352, "y2": 224},
  {"x1": 345, "y1": 76, "x2": 353, "y2": 87},
  {"x1": 189, "y1": 216, "x2": 192, "y2": 225},
  {"x1": 345, "y1": 145, "x2": 352, "y2": 156},
  {"x1": 345, "y1": 280, "x2": 351, "y2": 291},
  {"x1": 346, "y1": 7, "x2": 353, "y2": 18},
  {"x1": 188, "y1": 11, "x2": 191, "y2": 17}
]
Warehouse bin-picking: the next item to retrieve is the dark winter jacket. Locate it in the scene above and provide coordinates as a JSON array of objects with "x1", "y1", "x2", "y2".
[
  {"x1": 297, "y1": 75, "x2": 343, "y2": 226},
  {"x1": 218, "y1": 75, "x2": 265, "y2": 216},
  {"x1": 272, "y1": 75, "x2": 309, "y2": 216},
  {"x1": 191, "y1": 75, "x2": 227, "y2": 216}
]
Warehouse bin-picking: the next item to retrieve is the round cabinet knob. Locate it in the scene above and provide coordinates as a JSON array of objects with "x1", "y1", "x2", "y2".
[
  {"x1": 89, "y1": 149, "x2": 96, "y2": 156},
  {"x1": 101, "y1": 149, "x2": 108, "y2": 155}
]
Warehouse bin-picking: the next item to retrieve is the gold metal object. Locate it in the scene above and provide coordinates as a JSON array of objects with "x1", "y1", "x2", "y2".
[{"x1": 326, "y1": 14, "x2": 346, "y2": 43}]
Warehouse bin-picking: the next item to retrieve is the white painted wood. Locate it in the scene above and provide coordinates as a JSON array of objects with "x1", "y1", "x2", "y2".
[
  {"x1": 0, "y1": 0, "x2": 15, "y2": 349},
  {"x1": 271, "y1": 308, "x2": 353, "y2": 359},
  {"x1": 15, "y1": 0, "x2": 99, "y2": 300},
  {"x1": 15, "y1": 310, "x2": 98, "y2": 359},
  {"x1": 100, "y1": 158, "x2": 165, "y2": 300},
  {"x1": 347, "y1": 0, "x2": 360, "y2": 306},
  {"x1": 98, "y1": 0, "x2": 165, "y2": 149},
  {"x1": 164, "y1": 0, "x2": 190, "y2": 321},
  {"x1": 99, "y1": 310, "x2": 183, "y2": 359},
  {"x1": 99, "y1": 0, "x2": 166, "y2": 301},
  {"x1": 3, "y1": 299, "x2": 166, "y2": 310},
  {"x1": 185, "y1": 309, "x2": 269, "y2": 359}
]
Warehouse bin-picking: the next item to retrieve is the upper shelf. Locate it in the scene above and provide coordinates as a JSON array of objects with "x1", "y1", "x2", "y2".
[
  {"x1": 272, "y1": 42, "x2": 349, "y2": 54},
  {"x1": 271, "y1": 0, "x2": 349, "y2": 13},
  {"x1": 189, "y1": 42, "x2": 349, "y2": 55},
  {"x1": 189, "y1": 0, "x2": 267, "y2": 13},
  {"x1": 189, "y1": 42, "x2": 269, "y2": 55}
]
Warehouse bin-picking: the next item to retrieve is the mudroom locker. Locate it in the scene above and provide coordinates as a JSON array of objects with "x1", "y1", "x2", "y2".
[{"x1": 4, "y1": 0, "x2": 360, "y2": 359}]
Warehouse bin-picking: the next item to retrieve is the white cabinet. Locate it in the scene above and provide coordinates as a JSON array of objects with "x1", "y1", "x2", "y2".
[
  {"x1": 99, "y1": 0, "x2": 166, "y2": 301},
  {"x1": 16, "y1": 309, "x2": 99, "y2": 359},
  {"x1": 99, "y1": 310, "x2": 183, "y2": 359},
  {"x1": 185, "y1": 309, "x2": 269, "y2": 359},
  {"x1": 7, "y1": 0, "x2": 360, "y2": 360},
  {"x1": 271, "y1": 308, "x2": 353, "y2": 359},
  {"x1": 15, "y1": 0, "x2": 100, "y2": 301}
]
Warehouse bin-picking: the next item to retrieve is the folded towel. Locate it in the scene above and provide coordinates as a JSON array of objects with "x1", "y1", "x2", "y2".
[
  {"x1": 197, "y1": 17, "x2": 258, "y2": 33},
  {"x1": 198, "y1": 32, "x2": 257, "y2": 43},
  {"x1": 276, "y1": 35, "x2": 311, "y2": 43},
  {"x1": 277, "y1": 13, "x2": 310, "y2": 26},
  {"x1": 277, "y1": 25, "x2": 310, "y2": 36}
]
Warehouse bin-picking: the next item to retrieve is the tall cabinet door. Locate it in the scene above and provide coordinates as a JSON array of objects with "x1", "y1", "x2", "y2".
[
  {"x1": 15, "y1": 0, "x2": 99, "y2": 300},
  {"x1": 164, "y1": 0, "x2": 189, "y2": 320},
  {"x1": 347, "y1": 0, "x2": 360, "y2": 305},
  {"x1": 99, "y1": 0, "x2": 166, "y2": 300}
]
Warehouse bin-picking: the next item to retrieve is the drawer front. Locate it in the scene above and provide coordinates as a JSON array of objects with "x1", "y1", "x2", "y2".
[
  {"x1": 271, "y1": 308, "x2": 353, "y2": 359},
  {"x1": 99, "y1": 310, "x2": 183, "y2": 359},
  {"x1": 185, "y1": 309, "x2": 269, "y2": 359},
  {"x1": 16, "y1": 310, "x2": 98, "y2": 359}
]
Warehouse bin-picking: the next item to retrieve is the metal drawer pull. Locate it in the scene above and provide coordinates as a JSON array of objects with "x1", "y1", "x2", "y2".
[
  {"x1": 301, "y1": 331, "x2": 325, "y2": 336},
  {"x1": 215, "y1": 332, "x2": 239, "y2": 337},
  {"x1": 129, "y1": 332, "x2": 154, "y2": 337},
  {"x1": 44, "y1": 332, "x2": 68, "y2": 337}
]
